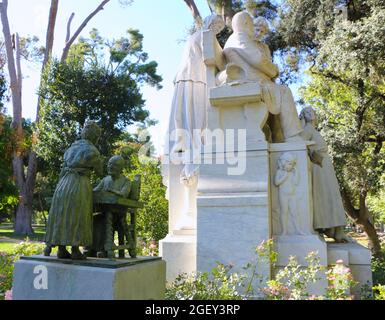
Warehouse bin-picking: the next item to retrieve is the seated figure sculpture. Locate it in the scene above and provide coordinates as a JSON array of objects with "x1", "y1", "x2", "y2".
[
  {"x1": 216, "y1": 11, "x2": 303, "y2": 142},
  {"x1": 88, "y1": 155, "x2": 134, "y2": 258}
]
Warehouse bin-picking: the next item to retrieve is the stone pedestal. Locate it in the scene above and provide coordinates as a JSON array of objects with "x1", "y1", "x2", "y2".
[
  {"x1": 13, "y1": 256, "x2": 166, "y2": 300},
  {"x1": 159, "y1": 159, "x2": 197, "y2": 282},
  {"x1": 327, "y1": 242, "x2": 372, "y2": 298},
  {"x1": 274, "y1": 235, "x2": 328, "y2": 295},
  {"x1": 197, "y1": 144, "x2": 271, "y2": 292},
  {"x1": 159, "y1": 232, "x2": 196, "y2": 281}
]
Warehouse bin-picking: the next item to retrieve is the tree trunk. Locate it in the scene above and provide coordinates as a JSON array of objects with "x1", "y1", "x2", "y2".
[
  {"x1": 341, "y1": 189, "x2": 382, "y2": 257},
  {"x1": 61, "y1": 0, "x2": 111, "y2": 62},
  {"x1": 182, "y1": 0, "x2": 202, "y2": 25},
  {"x1": 14, "y1": 192, "x2": 34, "y2": 235}
]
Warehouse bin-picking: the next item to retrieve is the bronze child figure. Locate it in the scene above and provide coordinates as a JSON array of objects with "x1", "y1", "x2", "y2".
[{"x1": 87, "y1": 155, "x2": 132, "y2": 258}]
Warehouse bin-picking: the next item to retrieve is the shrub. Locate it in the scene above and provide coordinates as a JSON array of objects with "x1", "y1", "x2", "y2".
[
  {"x1": 0, "y1": 240, "x2": 44, "y2": 300},
  {"x1": 325, "y1": 260, "x2": 357, "y2": 300},
  {"x1": 373, "y1": 285, "x2": 385, "y2": 300},
  {"x1": 372, "y1": 253, "x2": 385, "y2": 286},
  {"x1": 136, "y1": 238, "x2": 158, "y2": 256},
  {"x1": 165, "y1": 264, "x2": 246, "y2": 300},
  {"x1": 262, "y1": 251, "x2": 325, "y2": 300},
  {"x1": 166, "y1": 239, "x2": 362, "y2": 300}
]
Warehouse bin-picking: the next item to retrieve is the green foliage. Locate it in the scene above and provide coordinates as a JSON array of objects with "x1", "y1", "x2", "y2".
[
  {"x1": 367, "y1": 189, "x2": 385, "y2": 224},
  {"x1": 262, "y1": 252, "x2": 325, "y2": 300},
  {"x1": 0, "y1": 240, "x2": 44, "y2": 300},
  {"x1": 37, "y1": 28, "x2": 162, "y2": 182},
  {"x1": 0, "y1": 74, "x2": 18, "y2": 222},
  {"x1": 372, "y1": 254, "x2": 385, "y2": 286},
  {"x1": 136, "y1": 238, "x2": 159, "y2": 256},
  {"x1": 166, "y1": 239, "x2": 362, "y2": 300},
  {"x1": 166, "y1": 264, "x2": 246, "y2": 300},
  {"x1": 373, "y1": 284, "x2": 385, "y2": 300},
  {"x1": 123, "y1": 154, "x2": 168, "y2": 241},
  {"x1": 300, "y1": 75, "x2": 385, "y2": 198},
  {"x1": 325, "y1": 260, "x2": 357, "y2": 300}
]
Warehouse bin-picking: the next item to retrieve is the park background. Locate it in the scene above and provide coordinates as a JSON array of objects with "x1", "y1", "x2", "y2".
[{"x1": 0, "y1": 0, "x2": 384, "y2": 300}]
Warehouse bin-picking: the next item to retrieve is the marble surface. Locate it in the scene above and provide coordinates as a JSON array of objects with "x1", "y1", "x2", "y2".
[{"x1": 13, "y1": 258, "x2": 166, "y2": 300}]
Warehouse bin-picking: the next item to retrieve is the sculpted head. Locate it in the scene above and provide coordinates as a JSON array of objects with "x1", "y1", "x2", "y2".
[
  {"x1": 299, "y1": 107, "x2": 317, "y2": 124},
  {"x1": 81, "y1": 121, "x2": 101, "y2": 145},
  {"x1": 253, "y1": 16, "x2": 269, "y2": 40},
  {"x1": 107, "y1": 155, "x2": 125, "y2": 176},
  {"x1": 232, "y1": 11, "x2": 254, "y2": 38},
  {"x1": 203, "y1": 14, "x2": 225, "y2": 35},
  {"x1": 278, "y1": 152, "x2": 297, "y2": 172}
]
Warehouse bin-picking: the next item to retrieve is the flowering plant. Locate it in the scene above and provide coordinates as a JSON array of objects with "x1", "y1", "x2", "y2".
[{"x1": 325, "y1": 259, "x2": 357, "y2": 300}]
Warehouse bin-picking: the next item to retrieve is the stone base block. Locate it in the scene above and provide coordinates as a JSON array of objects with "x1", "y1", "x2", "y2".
[
  {"x1": 13, "y1": 256, "x2": 166, "y2": 300},
  {"x1": 274, "y1": 235, "x2": 328, "y2": 295},
  {"x1": 275, "y1": 235, "x2": 327, "y2": 265},
  {"x1": 197, "y1": 193, "x2": 271, "y2": 292},
  {"x1": 327, "y1": 242, "x2": 372, "y2": 298},
  {"x1": 159, "y1": 233, "x2": 196, "y2": 281}
]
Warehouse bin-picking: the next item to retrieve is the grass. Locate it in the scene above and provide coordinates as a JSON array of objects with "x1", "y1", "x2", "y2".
[
  {"x1": 0, "y1": 223, "x2": 46, "y2": 253},
  {"x1": 0, "y1": 242, "x2": 18, "y2": 253}
]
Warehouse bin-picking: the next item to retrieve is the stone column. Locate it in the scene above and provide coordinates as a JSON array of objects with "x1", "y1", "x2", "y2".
[{"x1": 159, "y1": 157, "x2": 197, "y2": 281}]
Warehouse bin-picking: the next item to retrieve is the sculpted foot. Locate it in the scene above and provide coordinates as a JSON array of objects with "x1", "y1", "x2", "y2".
[
  {"x1": 44, "y1": 245, "x2": 52, "y2": 257},
  {"x1": 57, "y1": 246, "x2": 71, "y2": 259},
  {"x1": 334, "y1": 227, "x2": 353, "y2": 243},
  {"x1": 71, "y1": 246, "x2": 86, "y2": 260}
]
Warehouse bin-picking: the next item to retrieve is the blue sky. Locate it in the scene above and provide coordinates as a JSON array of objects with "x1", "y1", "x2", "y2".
[{"x1": 5, "y1": 0, "x2": 302, "y2": 154}]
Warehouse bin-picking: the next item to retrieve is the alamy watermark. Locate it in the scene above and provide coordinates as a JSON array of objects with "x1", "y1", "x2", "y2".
[
  {"x1": 33, "y1": 265, "x2": 48, "y2": 290},
  {"x1": 138, "y1": 128, "x2": 249, "y2": 176}
]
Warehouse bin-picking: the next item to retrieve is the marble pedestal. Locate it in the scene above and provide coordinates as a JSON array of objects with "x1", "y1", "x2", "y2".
[
  {"x1": 13, "y1": 255, "x2": 166, "y2": 300},
  {"x1": 159, "y1": 231, "x2": 196, "y2": 281},
  {"x1": 197, "y1": 144, "x2": 271, "y2": 293},
  {"x1": 274, "y1": 235, "x2": 328, "y2": 295}
]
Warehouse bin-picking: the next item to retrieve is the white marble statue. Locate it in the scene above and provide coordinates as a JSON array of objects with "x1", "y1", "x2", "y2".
[
  {"x1": 166, "y1": 14, "x2": 225, "y2": 184},
  {"x1": 299, "y1": 107, "x2": 351, "y2": 242},
  {"x1": 274, "y1": 152, "x2": 306, "y2": 235},
  {"x1": 216, "y1": 11, "x2": 303, "y2": 142}
]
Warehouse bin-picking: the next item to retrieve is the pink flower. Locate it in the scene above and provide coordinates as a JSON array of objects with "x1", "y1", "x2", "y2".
[
  {"x1": 5, "y1": 289, "x2": 12, "y2": 300},
  {"x1": 336, "y1": 259, "x2": 344, "y2": 264}
]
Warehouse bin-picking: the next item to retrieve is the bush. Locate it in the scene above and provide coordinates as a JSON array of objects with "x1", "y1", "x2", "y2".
[
  {"x1": 373, "y1": 285, "x2": 385, "y2": 300},
  {"x1": 166, "y1": 240, "x2": 363, "y2": 300},
  {"x1": 372, "y1": 253, "x2": 385, "y2": 286},
  {"x1": 0, "y1": 240, "x2": 44, "y2": 300},
  {"x1": 166, "y1": 264, "x2": 247, "y2": 300},
  {"x1": 124, "y1": 155, "x2": 168, "y2": 242}
]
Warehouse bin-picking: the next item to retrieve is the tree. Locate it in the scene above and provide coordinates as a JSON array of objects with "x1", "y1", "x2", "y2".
[
  {"x1": 281, "y1": 0, "x2": 385, "y2": 255},
  {"x1": 114, "y1": 134, "x2": 168, "y2": 242},
  {"x1": 37, "y1": 28, "x2": 162, "y2": 183},
  {"x1": 0, "y1": 0, "x2": 120, "y2": 234},
  {"x1": 0, "y1": 72, "x2": 17, "y2": 222}
]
